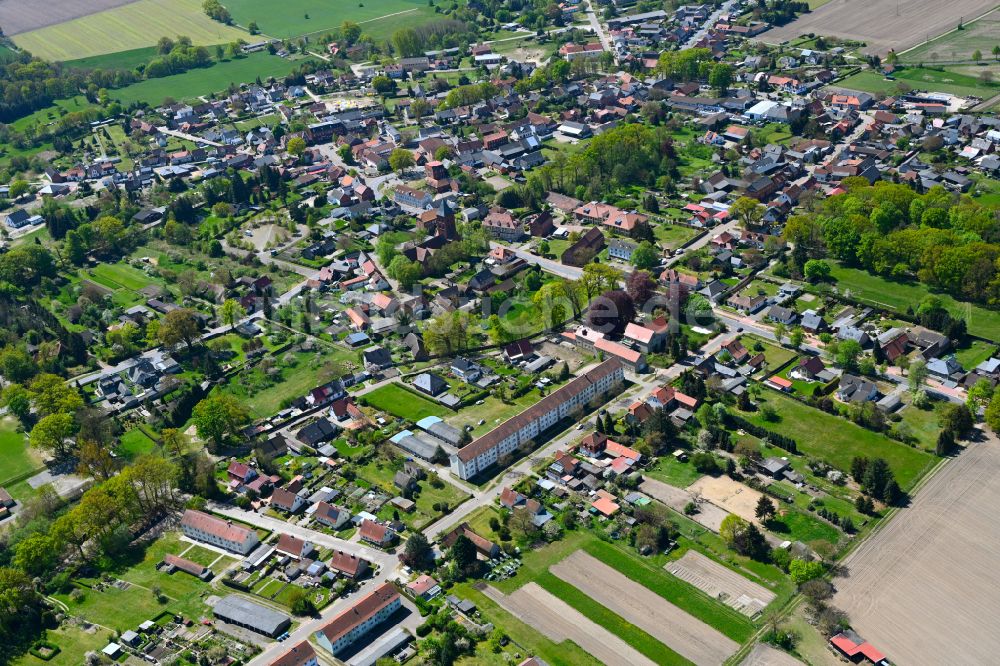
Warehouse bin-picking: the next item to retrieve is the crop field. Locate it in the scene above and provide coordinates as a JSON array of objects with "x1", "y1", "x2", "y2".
[
  {"x1": 552, "y1": 551, "x2": 738, "y2": 665},
  {"x1": 825, "y1": 262, "x2": 1000, "y2": 342},
  {"x1": 741, "y1": 389, "x2": 936, "y2": 490},
  {"x1": 223, "y1": 0, "x2": 429, "y2": 38},
  {"x1": 110, "y1": 52, "x2": 311, "y2": 106},
  {"x1": 900, "y1": 9, "x2": 1000, "y2": 63},
  {"x1": 0, "y1": 0, "x2": 138, "y2": 36},
  {"x1": 836, "y1": 433, "x2": 1000, "y2": 665},
  {"x1": 762, "y1": 0, "x2": 997, "y2": 55},
  {"x1": 484, "y1": 583, "x2": 661, "y2": 666},
  {"x1": 12, "y1": 0, "x2": 247, "y2": 61},
  {"x1": 837, "y1": 67, "x2": 999, "y2": 99}
]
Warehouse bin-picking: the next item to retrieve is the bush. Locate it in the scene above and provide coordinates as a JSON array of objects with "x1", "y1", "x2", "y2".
[
  {"x1": 30, "y1": 641, "x2": 61, "y2": 661},
  {"x1": 415, "y1": 622, "x2": 432, "y2": 637}
]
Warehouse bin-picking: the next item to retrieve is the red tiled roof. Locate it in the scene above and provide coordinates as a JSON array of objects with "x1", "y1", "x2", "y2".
[
  {"x1": 831, "y1": 633, "x2": 886, "y2": 663},
  {"x1": 181, "y1": 510, "x2": 253, "y2": 545},
  {"x1": 359, "y1": 519, "x2": 391, "y2": 544},
  {"x1": 406, "y1": 574, "x2": 439, "y2": 596},
  {"x1": 328, "y1": 550, "x2": 369, "y2": 577},
  {"x1": 270, "y1": 641, "x2": 317, "y2": 666},
  {"x1": 164, "y1": 554, "x2": 207, "y2": 577},
  {"x1": 316, "y1": 582, "x2": 399, "y2": 644},
  {"x1": 276, "y1": 533, "x2": 309, "y2": 558}
]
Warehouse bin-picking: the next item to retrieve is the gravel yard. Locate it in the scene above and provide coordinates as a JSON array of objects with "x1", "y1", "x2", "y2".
[{"x1": 550, "y1": 551, "x2": 738, "y2": 666}]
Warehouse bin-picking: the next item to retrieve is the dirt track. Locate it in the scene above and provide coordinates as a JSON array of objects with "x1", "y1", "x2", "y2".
[
  {"x1": 484, "y1": 582, "x2": 656, "y2": 666},
  {"x1": 0, "y1": 0, "x2": 139, "y2": 35},
  {"x1": 551, "y1": 551, "x2": 738, "y2": 666},
  {"x1": 761, "y1": 0, "x2": 997, "y2": 55},
  {"x1": 835, "y1": 433, "x2": 1000, "y2": 665}
]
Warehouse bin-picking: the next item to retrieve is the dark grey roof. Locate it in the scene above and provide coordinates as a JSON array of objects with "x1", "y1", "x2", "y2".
[{"x1": 213, "y1": 595, "x2": 290, "y2": 636}]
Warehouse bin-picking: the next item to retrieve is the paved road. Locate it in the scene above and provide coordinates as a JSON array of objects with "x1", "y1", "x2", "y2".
[
  {"x1": 490, "y1": 241, "x2": 583, "y2": 280},
  {"x1": 584, "y1": 0, "x2": 612, "y2": 52},
  {"x1": 157, "y1": 126, "x2": 222, "y2": 147},
  {"x1": 682, "y1": 0, "x2": 738, "y2": 48},
  {"x1": 214, "y1": 502, "x2": 403, "y2": 666}
]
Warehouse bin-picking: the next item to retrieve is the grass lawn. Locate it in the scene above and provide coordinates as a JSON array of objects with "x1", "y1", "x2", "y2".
[
  {"x1": 765, "y1": 509, "x2": 840, "y2": 547},
  {"x1": 11, "y1": 624, "x2": 112, "y2": 666},
  {"x1": 826, "y1": 262, "x2": 1000, "y2": 342},
  {"x1": 179, "y1": 544, "x2": 223, "y2": 567},
  {"x1": 896, "y1": 399, "x2": 948, "y2": 452},
  {"x1": 333, "y1": 437, "x2": 366, "y2": 457},
  {"x1": 12, "y1": 0, "x2": 247, "y2": 60},
  {"x1": 740, "y1": 335, "x2": 797, "y2": 370},
  {"x1": 63, "y1": 46, "x2": 159, "y2": 71},
  {"x1": 954, "y1": 339, "x2": 996, "y2": 370},
  {"x1": 118, "y1": 428, "x2": 158, "y2": 460},
  {"x1": 447, "y1": 387, "x2": 555, "y2": 437},
  {"x1": 221, "y1": 345, "x2": 358, "y2": 419},
  {"x1": 364, "y1": 383, "x2": 447, "y2": 422},
  {"x1": 110, "y1": 52, "x2": 313, "y2": 106},
  {"x1": 56, "y1": 532, "x2": 217, "y2": 632},
  {"x1": 838, "y1": 67, "x2": 999, "y2": 99},
  {"x1": 740, "y1": 388, "x2": 936, "y2": 490},
  {"x1": 644, "y1": 456, "x2": 705, "y2": 489},
  {"x1": 534, "y1": 571, "x2": 691, "y2": 666},
  {"x1": 225, "y1": 0, "x2": 428, "y2": 38},
  {"x1": 0, "y1": 417, "x2": 39, "y2": 486},
  {"x1": 653, "y1": 223, "x2": 700, "y2": 249}
]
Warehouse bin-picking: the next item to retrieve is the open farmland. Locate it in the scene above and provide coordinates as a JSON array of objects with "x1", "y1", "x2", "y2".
[
  {"x1": 0, "y1": 0, "x2": 138, "y2": 35},
  {"x1": 483, "y1": 582, "x2": 659, "y2": 666},
  {"x1": 835, "y1": 433, "x2": 1000, "y2": 665},
  {"x1": 223, "y1": 0, "x2": 430, "y2": 39},
  {"x1": 762, "y1": 0, "x2": 998, "y2": 55},
  {"x1": 11, "y1": 0, "x2": 247, "y2": 61},
  {"x1": 551, "y1": 551, "x2": 738, "y2": 666},
  {"x1": 740, "y1": 643, "x2": 804, "y2": 666},
  {"x1": 900, "y1": 9, "x2": 1000, "y2": 63}
]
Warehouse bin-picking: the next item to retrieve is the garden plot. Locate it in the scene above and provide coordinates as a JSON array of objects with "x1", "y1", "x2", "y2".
[
  {"x1": 688, "y1": 475, "x2": 764, "y2": 525},
  {"x1": 640, "y1": 477, "x2": 729, "y2": 532},
  {"x1": 483, "y1": 582, "x2": 657, "y2": 666},
  {"x1": 550, "y1": 551, "x2": 738, "y2": 666},
  {"x1": 666, "y1": 551, "x2": 775, "y2": 618}
]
